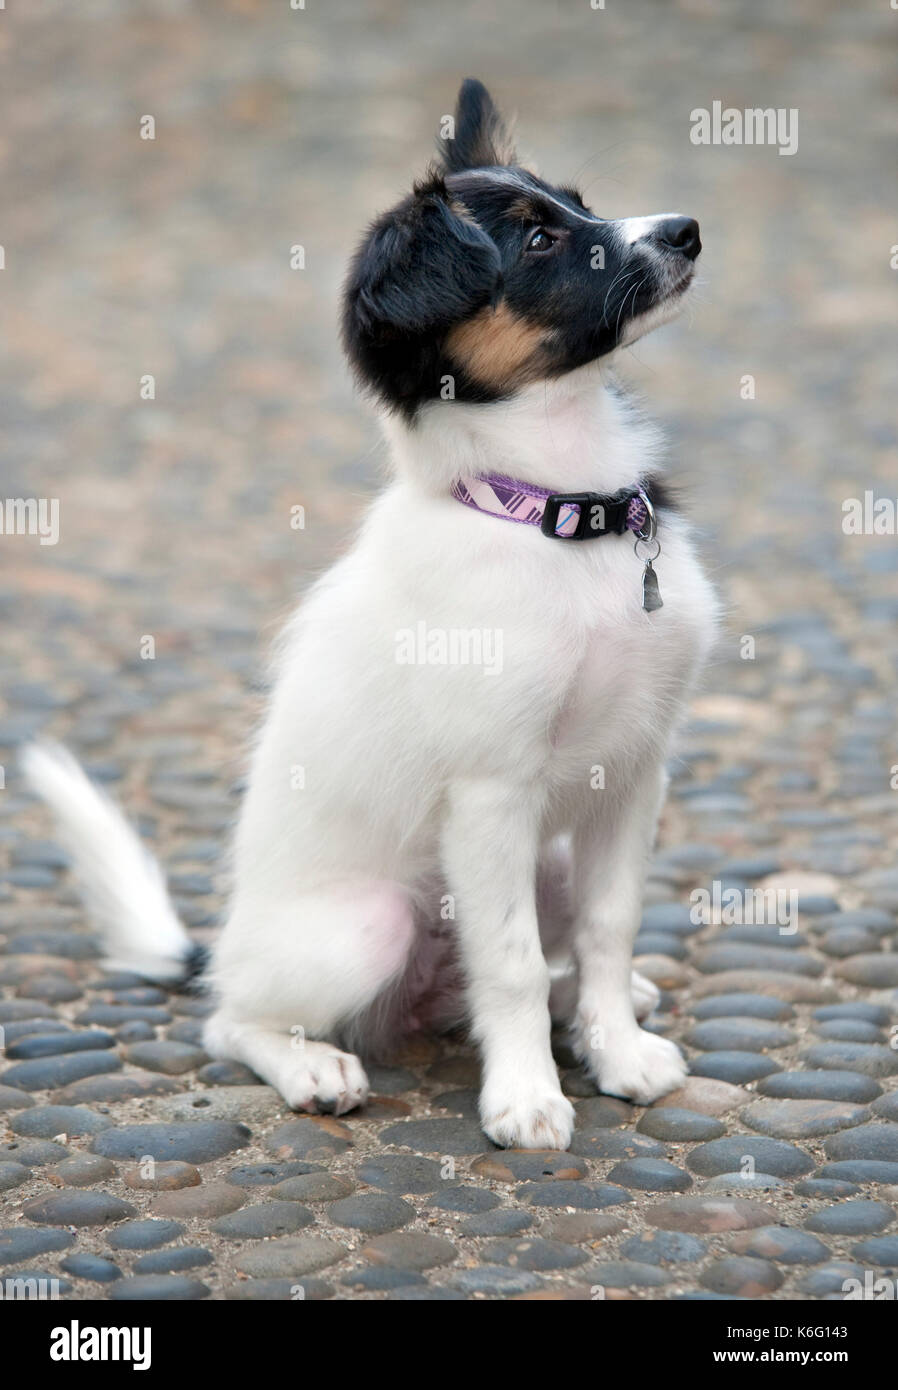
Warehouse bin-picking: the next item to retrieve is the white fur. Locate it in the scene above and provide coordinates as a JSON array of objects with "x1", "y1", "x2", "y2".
[{"x1": 24, "y1": 355, "x2": 718, "y2": 1148}]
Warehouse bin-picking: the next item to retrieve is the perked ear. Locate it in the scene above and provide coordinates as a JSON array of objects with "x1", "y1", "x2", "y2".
[
  {"x1": 342, "y1": 173, "x2": 502, "y2": 409},
  {"x1": 440, "y1": 78, "x2": 516, "y2": 173}
]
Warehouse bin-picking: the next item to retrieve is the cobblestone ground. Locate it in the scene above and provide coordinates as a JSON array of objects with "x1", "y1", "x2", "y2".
[{"x1": 1, "y1": 2, "x2": 897, "y2": 1300}]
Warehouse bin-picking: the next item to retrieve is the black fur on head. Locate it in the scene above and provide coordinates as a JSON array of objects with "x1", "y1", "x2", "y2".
[{"x1": 342, "y1": 78, "x2": 700, "y2": 420}]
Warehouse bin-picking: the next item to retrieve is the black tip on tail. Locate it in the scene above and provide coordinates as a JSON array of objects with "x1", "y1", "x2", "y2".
[{"x1": 174, "y1": 942, "x2": 211, "y2": 995}]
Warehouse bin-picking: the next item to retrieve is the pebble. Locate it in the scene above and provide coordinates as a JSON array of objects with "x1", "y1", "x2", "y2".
[
  {"x1": 687, "y1": 1136, "x2": 814, "y2": 1178},
  {"x1": 655, "y1": 1077, "x2": 748, "y2": 1116},
  {"x1": 224, "y1": 1277, "x2": 333, "y2": 1301},
  {"x1": 619, "y1": 1231, "x2": 706, "y2": 1264},
  {"x1": 123, "y1": 1161, "x2": 201, "y2": 1191},
  {"x1": 459, "y1": 1209, "x2": 533, "y2": 1237},
  {"x1": 76, "y1": 1004, "x2": 172, "y2": 1026},
  {"x1": 689, "y1": 1051, "x2": 783, "y2": 1084},
  {"x1": 691, "y1": 993, "x2": 794, "y2": 1021},
  {"x1": 0, "y1": 1139, "x2": 69, "y2": 1165},
  {"x1": 51, "y1": 1073, "x2": 183, "y2": 1104},
  {"x1": 542, "y1": 1212, "x2": 629, "y2": 1243},
  {"x1": 700, "y1": 1173, "x2": 786, "y2": 1193},
  {"x1": 449, "y1": 1265, "x2": 544, "y2": 1296},
  {"x1": 226, "y1": 1161, "x2": 320, "y2": 1187},
  {"x1": 122, "y1": 1041, "x2": 208, "y2": 1074},
  {"x1": 583, "y1": 1261, "x2": 671, "y2": 1289},
  {"x1": 133, "y1": 1247, "x2": 214, "y2": 1274},
  {"x1": 108, "y1": 1275, "x2": 209, "y2": 1301},
  {"x1": 60, "y1": 1253, "x2": 122, "y2": 1283},
  {"x1": 647, "y1": 1198, "x2": 776, "y2": 1233},
  {"x1": 730, "y1": 1226, "x2": 829, "y2": 1264},
  {"x1": 0, "y1": 1227, "x2": 75, "y2": 1265},
  {"x1": 796, "y1": 1261, "x2": 868, "y2": 1297},
  {"x1": 379, "y1": 1118, "x2": 487, "y2": 1154},
  {"x1": 357, "y1": 1155, "x2": 445, "y2": 1193},
  {"x1": 5, "y1": 1029, "x2": 115, "y2": 1059},
  {"x1": 46, "y1": 1153, "x2": 117, "y2": 1187},
  {"x1": 757, "y1": 1069, "x2": 882, "y2": 1103},
  {"x1": 685, "y1": 1018, "x2": 794, "y2": 1052},
  {"x1": 234, "y1": 1236, "x2": 344, "y2": 1278},
  {"x1": 741, "y1": 1098, "x2": 870, "y2": 1139},
  {"x1": 212, "y1": 1202, "x2": 315, "y2": 1239},
  {"x1": 107, "y1": 1219, "x2": 186, "y2": 1251},
  {"x1": 817, "y1": 1161, "x2": 898, "y2": 1184},
  {"x1": 91, "y1": 1120, "x2": 251, "y2": 1164},
  {"x1": 427, "y1": 1186, "x2": 500, "y2": 1214},
  {"x1": 517, "y1": 1181, "x2": 631, "y2": 1210},
  {"x1": 805, "y1": 1200, "x2": 894, "y2": 1236},
  {"x1": 267, "y1": 1118, "x2": 352, "y2": 1160},
  {"x1": 605, "y1": 1158, "x2": 691, "y2": 1192},
  {"x1": 361, "y1": 1232, "x2": 458, "y2": 1269},
  {"x1": 573, "y1": 1096, "x2": 634, "y2": 1127},
  {"x1": 341, "y1": 1266, "x2": 425, "y2": 1292},
  {"x1": 271, "y1": 1173, "x2": 354, "y2": 1202},
  {"x1": 483, "y1": 1237, "x2": 587, "y2": 1271},
  {"x1": 694, "y1": 945, "x2": 822, "y2": 976},
  {"x1": 328, "y1": 1194, "x2": 415, "y2": 1233},
  {"x1": 835, "y1": 955, "x2": 898, "y2": 988},
  {"x1": 0, "y1": 1084, "x2": 36, "y2": 1111},
  {"x1": 196, "y1": 1060, "x2": 259, "y2": 1086},
  {"x1": 636, "y1": 1108, "x2": 725, "y2": 1142},
  {"x1": 851, "y1": 1235, "x2": 898, "y2": 1266},
  {"x1": 824, "y1": 1122, "x2": 898, "y2": 1162},
  {"x1": 1, "y1": 1050, "x2": 122, "y2": 1091},
  {"x1": 153, "y1": 1182, "x2": 247, "y2": 1219},
  {"x1": 0, "y1": 1161, "x2": 30, "y2": 1191},
  {"x1": 700, "y1": 1257, "x2": 783, "y2": 1295},
  {"x1": 10, "y1": 1104, "x2": 113, "y2": 1139},
  {"x1": 568, "y1": 1130, "x2": 665, "y2": 1161},
  {"x1": 801, "y1": 1043, "x2": 898, "y2": 1078},
  {"x1": 115, "y1": 1021, "x2": 157, "y2": 1044},
  {"x1": 794, "y1": 1178, "x2": 860, "y2": 1198},
  {"x1": 872, "y1": 1092, "x2": 898, "y2": 1121}
]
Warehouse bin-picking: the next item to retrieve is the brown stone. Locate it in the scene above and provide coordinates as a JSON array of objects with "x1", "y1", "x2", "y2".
[
  {"x1": 153, "y1": 1180, "x2": 245, "y2": 1219},
  {"x1": 124, "y1": 1161, "x2": 202, "y2": 1191},
  {"x1": 631, "y1": 954, "x2": 690, "y2": 989},
  {"x1": 654, "y1": 1077, "x2": 749, "y2": 1116},
  {"x1": 690, "y1": 970, "x2": 838, "y2": 1003},
  {"x1": 542, "y1": 1211, "x2": 630, "y2": 1244},
  {"x1": 646, "y1": 1197, "x2": 776, "y2": 1234}
]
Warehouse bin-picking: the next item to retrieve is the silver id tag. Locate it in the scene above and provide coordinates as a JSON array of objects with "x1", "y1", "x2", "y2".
[{"x1": 642, "y1": 558, "x2": 663, "y2": 612}]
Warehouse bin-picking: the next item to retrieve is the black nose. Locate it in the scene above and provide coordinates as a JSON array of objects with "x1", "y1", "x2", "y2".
[{"x1": 654, "y1": 216, "x2": 701, "y2": 261}]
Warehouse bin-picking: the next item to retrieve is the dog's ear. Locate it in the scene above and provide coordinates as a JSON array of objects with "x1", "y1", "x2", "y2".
[
  {"x1": 342, "y1": 173, "x2": 502, "y2": 409},
  {"x1": 440, "y1": 78, "x2": 516, "y2": 173}
]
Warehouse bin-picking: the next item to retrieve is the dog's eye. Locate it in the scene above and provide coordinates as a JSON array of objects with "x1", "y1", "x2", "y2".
[{"x1": 525, "y1": 227, "x2": 555, "y2": 254}]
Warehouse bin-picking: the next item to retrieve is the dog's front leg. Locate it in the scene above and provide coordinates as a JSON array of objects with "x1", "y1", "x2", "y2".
[
  {"x1": 442, "y1": 778, "x2": 574, "y2": 1151},
  {"x1": 572, "y1": 763, "x2": 688, "y2": 1104}
]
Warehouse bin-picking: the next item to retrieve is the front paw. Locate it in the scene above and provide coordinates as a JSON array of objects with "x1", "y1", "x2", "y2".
[
  {"x1": 480, "y1": 1085, "x2": 575, "y2": 1151},
  {"x1": 590, "y1": 1029, "x2": 687, "y2": 1105}
]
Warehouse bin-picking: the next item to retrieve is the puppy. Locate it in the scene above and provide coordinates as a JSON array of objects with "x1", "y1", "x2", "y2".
[{"x1": 24, "y1": 80, "x2": 718, "y2": 1150}]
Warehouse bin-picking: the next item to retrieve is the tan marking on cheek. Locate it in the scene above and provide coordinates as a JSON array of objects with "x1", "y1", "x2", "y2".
[{"x1": 445, "y1": 303, "x2": 547, "y2": 390}]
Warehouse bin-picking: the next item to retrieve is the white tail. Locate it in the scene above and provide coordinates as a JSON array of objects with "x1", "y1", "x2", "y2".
[{"x1": 21, "y1": 741, "x2": 195, "y2": 983}]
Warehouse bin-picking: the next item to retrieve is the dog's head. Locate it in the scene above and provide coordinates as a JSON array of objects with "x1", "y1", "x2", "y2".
[{"x1": 343, "y1": 79, "x2": 700, "y2": 418}]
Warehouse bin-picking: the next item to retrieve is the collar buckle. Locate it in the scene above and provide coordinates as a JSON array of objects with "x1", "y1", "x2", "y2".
[{"x1": 540, "y1": 488, "x2": 636, "y2": 541}]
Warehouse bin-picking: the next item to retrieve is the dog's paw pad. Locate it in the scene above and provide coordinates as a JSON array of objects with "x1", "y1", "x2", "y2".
[
  {"x1": 481, "y1": 1091, "x2": 575, "y2": 1151},
  {"x1": 283, "y1": 1046, "x2": 369, "y2": 1116}
]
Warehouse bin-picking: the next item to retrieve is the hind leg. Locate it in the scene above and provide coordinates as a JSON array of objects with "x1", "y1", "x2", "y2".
[{"x1": 203, "y1": 878, "x2": 415, "y2": 1114}]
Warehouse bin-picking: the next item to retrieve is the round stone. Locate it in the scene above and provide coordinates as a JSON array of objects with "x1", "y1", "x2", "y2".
[
  {"x1": 153, "y1": 1182, "x2": 246, "y2": 1219},
  {"x1": 223, "y1": 1277, "x2": 334, "y2": 1300},
  {"x1": 796, "y1": 1261, "x2": 867, "y2": 1297},
  {"x1": 107, "y1": 1219, "x2": 186, "y2": 1250},
  {"x1": 267, "y1": 1118, "x2": 352, "y2": 1160},
  {"x1": 5, "y1": 1030, "x2": 115, "y2": 1059},
  {"x1": 690, "y1": 1052, "x2": 783, "y2": 1084},
  {"x1": 1, "y1": 1050, "x2": 122, "y2": 1091},
  {"x1": 619, "y1": 1230, "x2": 706, "y2": 1264},
  {"x1": 685, "y1": 1018, "x2": 794, "y2": 1052},
  {"x1": 22, "y1": 1190, "x2": 137, "y2": 1226},
  {"x1": 91, "y1": 1121, "x2": 251, "y2": 1164},
  {"x1": 378, "y1": 1118, "x2": 486, "y2": 1154},
  {"x1": 427, "y1": 1187, "x2": 500, "y2": 1214},
  {"x1": 806, "y1": 1200, "x2": 894, "y2": 1236},
  {"x1": 655, "y1": 1077, "x2": 748, "y2": 1116},
  {"x1": 691, "y1": 994, "x2": 794, "y2": 1021},
  {"x1": 687, "y1": 1137, "x2": 814, "y2": 1178},
  {"x1": 196, "y1": 1061, "x2": 260, "y2": 1086},
  {"x1": 361, "y1": 1232, "x2": 457, "y2": 1270},
  {"x1": 108, "y1": 1275, "x2": 209, "y2": 1301},
  {"x1": 757, "y1": 1070, "x2": 882, "y2": 1103},
  {"x1": 741, "y1": 1098, "x2": 870, "y2": 1139},
  {"x1": 730, "y1": 1225, "x2": 829, "y2": 1264},
  {"x1": 568, "y1": 1130, "x2": 666, "y2": 1161},
  {"x1": 636, "y1": 1108, "x2": 725, "y2": 1142},
  {"x1": 45, "y1": 1153, "x2": 117, "y2": 1187},
  {"x1": 0, "y1": 1161, "x2": 30, "y2": 1191},
  {"x1": 449, "y1": 1265, "x2": 544, "y2": 1296},
  {"x1": 134, "y1": 1247, "x2": 214, "y2": 1274},
  {"x1": 814, "y1": 1002, "x2": 892, "y2": 1025},
  {"x1": 794, "y1": 1178, "x2": 860, "y2": 1198},
  {"x1": 851, "y1": 1236, "x2": 898, "y2": 1266},
  {"x1": 606, "y1": 1158, "x2": 691, "y2": 1192},
  {"x1": 817, "y1": 1161, "x2": 898, "y2": 1184},
  {"x1": 271, "y1": 1173, "x2": 354, "y2": 1202},
  {"x1": 60, "y1": 1253, "x2": 122, "y2": 1283},
  {"x1": 584, "y1": 1261, "x2": 671, "y2": 1289},
  {"x1": 122, "y1": 1041, "x2": 208, "y2": 1074},
  {"x1": 873, "y1": 1093, "x2": 898, "y2": 1121},
  {"x1": 824, "y1": 1123, "x2": 898, "y2": 1163},
  {"x1": 700, "y1": 1173, "x2": 786, "y2": 1194},
  {"x1": 226, "y1": 1162, "x2": 321, "y2": 1187},
  {"x1": 234, "y1": 1236, "x2": 344, "y2": 1279},
  {"x1": 0, "y1": 1138, "x2": 69, "y2": 1166},
  {"x1": 52, "y1": 1074, "x2": 182, "y2": 1104},
  {"x1": 357, "y1": 1155, "x2": 445, "y2": 1193},
  {"x1": 801, "y1": 1044, "x2": 898, "y2": 1078},
  {"x1": 328, "y1": 1194, "x2": 415, "y2": 1233},
  {"x1": 212, "y1": 1202, "x2": 315, "y2": 1239},
  {"x1": 700, "y1": 1256, "x2": 783, "y2": 1296},
  {"x1": 483, "y1": 1237, "x2": 587, "y2": 1271},
  {"x1": 0, "y1": 1227, "x2": 75, "y2": 1265},
  {"x1": 647, "y1": 1198, "x2": 776, "y2": 1234},
  {"x1": 459, "y1": 1209, "x2": 533, "y2": 1237},
  {"x1": 517, "y1": 1181, "x2": 631, "y2": 1210},
  {"x1": 572, "y1": 1096, "x2": 634, "y2": 1127},
  {"x1": 341, "y1": 1266, "x2": 426, "y2": 1292},
  {"x1": 10, "y1": 1105, "x2": 113, "y2": 1139},
  {"x1": 835, "y1": 955, "x2": 898, "y2": 988},
  {"x1": 0, "y1": 1084, "x2": 36, "y2": 1111},
  {"x1": 123, "y1": 1161, "x2": 201, "y2": 1191}
]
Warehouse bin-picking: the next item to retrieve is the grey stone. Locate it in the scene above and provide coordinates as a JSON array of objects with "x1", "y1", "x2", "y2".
[
  {"x1": 796, "y1": 1261, "x2": 868, "y2": 1297},
  {"x1": 636, "y1": 1108, "x2": 725, "y2": 1142},
  {"x1": 122, "y1": 1041, "x2": 208, "y2": 1074},
  {"x1": 267, "y1": 1119, "x2": 352, "y2": 1160},
  {"x1": 0, "y1": 1162, "x2": 30, "y2": 1191},
  {"x1": 60, "y1": 1253, "x2": 123, "y2": 1283},
  {"x1": 328, "y1": 1194, "x2": 415, "y2": 1233},
  {"x1": 824, "y1": 1123, "x2": 898, "y2": 1163},
  {"x1": 107, "y1": 1219, "x2": 186, "y2": 1250},
  {"x1": 731, "y1": 1225, "x2": 829, "y2": 1264},
  {"x1": 449, "y1": 1265, "x2": 544, "y2": 1295},
  {"x1": 584, "y1": 1261, "x2": 671, "y2": 1288},
  {"x1": 211, "y1": 1202, "x2": 315, "y2": 1239},
  {"x1": 0, "y1": 1050, "x2": 122, "y2": 1091},
  {"x1": 427, "y1": 1186, "x2": 500, "y2": 1214},
  {"x1": 483, "y1": 1237, "x2": 588, "y2": 1270},
  {"x1": 685, "y1": 1018, "x2": 794, "y2": 1052},
  {"x1": 700, "y1": 1256, "x2": 783, "y2": 1295},
  {"x1": 0, "y1": 1226, "x2": 75, "y2": 1266},
  {"x1": 518, "y1": 1181, "x2": 631, "y2": 1210},
  {"x1": 606, "y1": 1158, "x2": 691, "y2": 1192},
  {"x1": 459, "y1": 1209, "x2": 533, "y2": 1236},
  {"x1": 689, "y1": 1051, "x2": 783, "y2": 1084},
  {"x1": 817, "y1": 1161, "x2": 898, "y2": 1184},
  {"x1": 687, "y1": 1137, "x2": 815, "y2": 1178},
  {"x1": 10, "y1": 1104, "x2": 113, "y2": 1138},
  {"x1": 757, "y1": 1069, "x2": 882, "y2": 1103},
  {"x1": 92, "y1": 1121, "x2": 251, "y2": 1164},
  {"x1": 226, "y1": 1161, "x2": 321, "y2": 1187},
  {"x1": 851, "y1": 1236, "x2": 898, "y2": 1266},
  {"x1": 357, "y1": 1154, "x2": 445, "y2": 1193},
  {"x1": 108, "y1": 1275, "x2": 209, "y2": 1301},
  {"x1": 691, "y1": 993, "x2": 794, "y2": 1021},
  {"x1": 801, "y1": 1043, "x2": 898, "y2": 1078},
  {"x1": 805, "y1": 1201, "x2": 894, "y2": 1236},
  {"x1": 5, "y1": 1029, "x2": 115, "y2": 1059},
  {"x1": 742, "y1": 1098, "x2": 870, "y2": 1139},
  {"x1": 133, "y1": 1247, "x2": 214, "y2": 1274},
  {"x1": 22, "y1": 1190, "x2": 136, "y2": 1226},
  {"x1": 234, "y1": 1236, "x2": 343, "y2": 1278},
  {"x1": 619, "y1": 1230, "x2": 706, "y2": 1264},
  {"x1": 379, "y1": 1118, "x2": 486, "y2": 1155}
]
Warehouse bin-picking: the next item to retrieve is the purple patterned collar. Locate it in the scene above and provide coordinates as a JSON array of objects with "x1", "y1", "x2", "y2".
[{"x1": 451, "y1": 472, "x2": 653, "y2": 542}]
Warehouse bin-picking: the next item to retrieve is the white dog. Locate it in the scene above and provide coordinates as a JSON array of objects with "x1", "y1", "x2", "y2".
[{"x1": 24, "y1": 80, "x2": 717, "y2": 1150}]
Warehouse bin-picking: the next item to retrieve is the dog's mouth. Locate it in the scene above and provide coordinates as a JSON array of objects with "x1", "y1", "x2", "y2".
[{"x1": 662, "y1": 264, "x2": 696, "y2": 300}]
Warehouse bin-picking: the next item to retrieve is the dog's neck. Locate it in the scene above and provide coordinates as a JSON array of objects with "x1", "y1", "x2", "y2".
[{"x1": 382, "y1": 362, "x2": 662, "y2": 499}]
